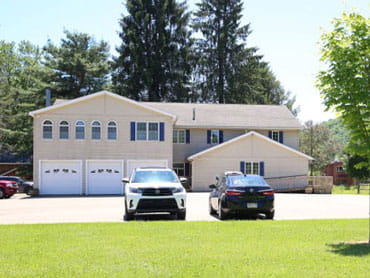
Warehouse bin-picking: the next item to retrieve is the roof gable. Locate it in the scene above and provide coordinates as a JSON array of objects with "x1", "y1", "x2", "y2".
[
  {"x1": 188, "y1": 131, "x2": 313, "y2": 161},
  {"x1": 29, "y1": 91, "x2": 176, "y2": 120}
]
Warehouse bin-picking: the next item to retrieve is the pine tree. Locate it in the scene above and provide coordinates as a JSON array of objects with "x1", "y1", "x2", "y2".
[
  {"x1": 112, "y1": 0, "x2": 193, "y2": 102},
  {"x1": 43, "y1": 30, "x2": 110, "y2": 98}
]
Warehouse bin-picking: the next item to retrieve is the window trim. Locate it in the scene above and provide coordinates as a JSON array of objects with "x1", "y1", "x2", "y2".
[
  {"x1": 42, "y1": 120, "x2": 53, "y2": 139},
  {"x1": 336, "y1": 166, "x2": 344, "y2": 173},
  {"x1": 107, "y1": 120, "x2": 118, "y2": 140},
  {"x1": 91, "y1": 120, "x2": 102, "y2": 140},
  {"x1": 173, "y1": 129, "x2": 186, "y2": 144},
  {"x1": 75, "y1": 120, "x2": 85, "y2": 140},
  {"x1": 136, "y1": 121, "x2": 160, "y2": 141},
  {"x1": 211, "y1": 130, "x2": 220, "y2": 144}
]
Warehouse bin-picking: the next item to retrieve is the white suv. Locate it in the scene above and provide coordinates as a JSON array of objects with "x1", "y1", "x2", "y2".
[{"x1": 123, "y1": 167, "x2": 187, "y2": 221}]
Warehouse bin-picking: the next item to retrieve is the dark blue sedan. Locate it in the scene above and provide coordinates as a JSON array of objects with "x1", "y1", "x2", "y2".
[{"x1": 209, "y1": 173, "x2": 275, "y2": 220}]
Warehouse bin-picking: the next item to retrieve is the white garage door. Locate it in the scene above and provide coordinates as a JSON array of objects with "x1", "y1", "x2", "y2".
[
  {"x1": 86, "y1": 160, "x2": 124, "y2": 195},
  {"x1": 126, "y1": 160, "x2": 168, "y2": 178},
  {"x1": 40, "y1": 160, "x2": 82, "y2": 195}
]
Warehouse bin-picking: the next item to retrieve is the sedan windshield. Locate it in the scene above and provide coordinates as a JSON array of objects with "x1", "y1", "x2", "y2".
[
  {"x1": 228, "y1": 175, "x2": 268, "y2": 187},
  {"x1": 132, "y1": 170, "x2": 179, "y2": 183}
]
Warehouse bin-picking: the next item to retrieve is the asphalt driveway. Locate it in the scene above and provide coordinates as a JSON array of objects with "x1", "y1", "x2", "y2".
[{"x1": 0, "y1": 193, "x2": 368, "y2": 224}]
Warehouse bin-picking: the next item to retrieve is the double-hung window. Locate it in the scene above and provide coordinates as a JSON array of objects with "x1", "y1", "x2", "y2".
[
  {"x1": 42, "y1": 120, "x2": 53, "y2": 139},
  {"x1": 59, "y1": 121, "x2": 69, "y2": 139},
  {"x1": 91, "y1": 121, "x2": 101, "y2": 140},
  {"x1": 241, "y1": 161, "x2": 264, "y2": 176},
  {"x1": 272, "y1": 131, "x2": 279, "y2": 142},
  {"x1": 75, "y1": 121, "x2": 85, "y2": 139},
  {"x1": 211, "y1": 130, "x2": 219, "y2": 144},
  {"x1": 137, "y1": 122, "x2": 159, "y2": 141},
  {"x1": 173, "y1": 130, "x2": 185, "y2": 144},
  {"x1": 108, "y1": 121, "x2": 117, "y2": 140}
]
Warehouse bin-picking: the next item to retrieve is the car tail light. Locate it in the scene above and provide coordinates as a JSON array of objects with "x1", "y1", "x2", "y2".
[
  {"x1": 262, "y1": 190, "x2": 274, "y2": 196},
  {"x1": 225, "y1": 190, "x2": 242, "y2": 196}
]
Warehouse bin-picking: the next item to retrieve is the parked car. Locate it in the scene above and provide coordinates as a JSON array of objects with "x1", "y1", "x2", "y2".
[
  {"x1": 122, "y1": 167, "x2": 187, "y2": 221},
  {"x1": 0, "y1": 180, "x2": 19, "y2": 199},
  {"x1": 0, "y1": 176, "x2": 34, "y2": 194},
  {"x1": 209, "y1": 173, "x2": 275, "y2": 220}
]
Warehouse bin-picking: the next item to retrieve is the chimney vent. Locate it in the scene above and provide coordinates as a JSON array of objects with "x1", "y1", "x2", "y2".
[{"x1": 45, "y1": 88, "x2": 51, "y2": 107}]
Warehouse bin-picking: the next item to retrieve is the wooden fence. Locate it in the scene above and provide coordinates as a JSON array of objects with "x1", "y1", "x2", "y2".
[{"x1": 265, "y1": 175, "x2": 333, "y2": 193}]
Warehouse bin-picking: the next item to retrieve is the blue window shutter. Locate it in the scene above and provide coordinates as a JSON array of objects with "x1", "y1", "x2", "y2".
[
  {"x1": 219, "y1": 130, "x2": 224, "y2": 143},
  {"x1": 268, "y1": 131, "x2": 272, "y2": 139},
  {"x1": 279, "y1": 131, "x2": 284, "y2": 144},
  {"x1": 240, "y1": 161, "x2": 245, "y2": 174},
  {"x1": 130, "y1": 122, "x2": 136, "y2": 141},
  {"x1": 160, "y1": 122, "x2": 165, "y2": 141},
  {"x1": 185, "y1": 163, "x2": 190, "y2": 176},
  {"x1": 259, "y1": 161, "x2": 265, "y2": 176},
  {"x1": 207, "y1": 130, "x2": 211, "y2": 144},
  {"x1": 186, "y1": 129, "x2": 190, "y2": 144}
]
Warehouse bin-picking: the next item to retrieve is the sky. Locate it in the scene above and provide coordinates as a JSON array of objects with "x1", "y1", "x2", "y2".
[{"x1": 1, "y1": 0, "x2": 369, "y2": 124}]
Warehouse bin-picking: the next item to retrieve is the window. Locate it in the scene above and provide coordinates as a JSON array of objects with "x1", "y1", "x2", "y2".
[
  {"x1": 173, "y1": 130, "x2": 185, "y2": 144},
  {"x1": 245, "y1": 162, "x2": 260, "y2": 175},
  {"x1": 42, "y1": 120, "x2": 53, "y2": 139},
  {"x1": 136, "y1": 122, "x2": 159, "y2": 141},
  {"x1": 137, "y1": 122, "x2": 147, "y2": 141},
  {"x1": 211, "y1": 130, "x2": 219, "y2": 144},
  {"x1": 148, "y1": 122, "x2": 159, "y2": 141},
  {"x1": 75, "y1": 121, "x2": 85, "y2": 139},
  {"x1": 59, "y1": 121, "x2": 69, "y2": 139},
  {"x1": 272, "y1": 131, "x2": 279, "y2": 142},
  {"x1": 173, "y1": 163, "x2": 185, "y2": 176},
  {"x1": 336, "y1": 166, "x2": 344, "y2": 173},
  {"x1": 107, "y1": 121, "x2": 117, "y2": 140},
  {"x1": 91, "y1": 121, "x2": 101, "y2": 140}
]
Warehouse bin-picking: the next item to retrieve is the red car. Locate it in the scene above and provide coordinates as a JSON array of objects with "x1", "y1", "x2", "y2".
[{"x1": 0, "y1": 180, "x2": 19, "y2": 199}]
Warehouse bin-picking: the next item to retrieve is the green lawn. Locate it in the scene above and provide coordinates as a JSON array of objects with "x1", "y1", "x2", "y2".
[
  {"x1": 332, "y1": 185, "x2": 370, "y2": 195},
  {"x1": 1, "y1": 220, "x2": 370, "y2": 277}
]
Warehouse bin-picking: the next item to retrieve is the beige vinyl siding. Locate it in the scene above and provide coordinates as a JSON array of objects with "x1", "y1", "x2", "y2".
[
  {"x1": 33, "y1": 94, "x2": 173, "y2": 193},
  {"x1": 191, "y1": 133, "x2": 309, "y2": 191},
  {"x1": 173, "y1": 129, "x2": 245, "y2": 162},
  {"x1": 256, "y1": 130, "x2": 299, "y2": 150}
]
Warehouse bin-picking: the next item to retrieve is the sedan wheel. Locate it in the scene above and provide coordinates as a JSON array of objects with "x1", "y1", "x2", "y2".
[
  {"x1": 218, "y1": 201, "x2": 228, "y2": 220},
  {"x1": 0, "y1": 189, "x2": 4, "y2": 199}
]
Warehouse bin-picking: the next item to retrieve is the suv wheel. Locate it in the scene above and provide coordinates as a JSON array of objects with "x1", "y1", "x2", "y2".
[
  {"x1": 177, "y1": 210, "x2": 186, "y2": 220},
  {"x1": 0, "y1": 189, "x2": 4, "y2": 199},
  {"x1": 218, "y1": 201, "x2": 228, "y2": 220},
  {"x1": 124, "y1": 201, "x2": 134, "y2": 221}
]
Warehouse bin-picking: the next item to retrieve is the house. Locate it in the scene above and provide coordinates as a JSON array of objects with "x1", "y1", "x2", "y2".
[
  {"x1": 324, "y1": 161, "x2": 353, "y2": 185},
  {"x1": 29, "y1": 90, "x2": 313, "y2": 195}
]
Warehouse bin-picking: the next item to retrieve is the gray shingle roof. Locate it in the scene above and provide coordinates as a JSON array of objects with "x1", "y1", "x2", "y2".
[{"x1": 144, "y1": 102, "x2": 302, "y2": 129}]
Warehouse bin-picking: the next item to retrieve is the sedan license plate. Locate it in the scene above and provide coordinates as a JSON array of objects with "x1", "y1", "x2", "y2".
[{"x1": 247, "y1": 202, "x2": 258, "y2": 208}]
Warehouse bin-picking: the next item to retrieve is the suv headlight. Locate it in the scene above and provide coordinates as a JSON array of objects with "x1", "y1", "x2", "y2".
[
  {"x1": 172, "y1": 187, "x2": 185, "y2": 193},
  {"x1": 129, "y1": 187, "x2": 142, "y2": 193}
]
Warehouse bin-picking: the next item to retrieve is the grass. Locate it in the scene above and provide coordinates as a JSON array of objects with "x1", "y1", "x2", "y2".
[
  {"x1": 1, "y1": 220, "x2": 370, "y2": 277},
  {"x1": 332, "y1": 185, "x2": 370, "y2": 195}
]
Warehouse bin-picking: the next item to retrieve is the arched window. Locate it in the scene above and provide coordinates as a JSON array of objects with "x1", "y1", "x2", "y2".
[
  {"x1": 75, "y1": 121, "x2": 85, "y2": 139},
  {"x1": 59, "y1": 121, "x2": 69, "y2": 139},
  {"x1": 107, "y1": 121, "x2": 117, "y2": 140},
  {"x1": 91, "y1": 121, "x2": 101, "y2": 140},
  {"x1": 42, "y1": 120, "x2": 53, "y2": 139}
]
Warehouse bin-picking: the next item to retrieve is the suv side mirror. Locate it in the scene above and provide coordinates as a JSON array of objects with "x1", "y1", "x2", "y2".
[
  {"x1": 179, "y1": 177, "x2": 187, "y2": 183},
  {"x1": 209, "y1": 184, "x2": 216, "y2": 189},
  {"x1": 121, "y1": 177, "x2": 129, "y2": 183}
]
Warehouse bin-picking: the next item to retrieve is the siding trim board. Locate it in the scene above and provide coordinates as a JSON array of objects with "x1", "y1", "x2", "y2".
[{"x1": 188, "y1": 131, "x2": 314, "y2": 161}]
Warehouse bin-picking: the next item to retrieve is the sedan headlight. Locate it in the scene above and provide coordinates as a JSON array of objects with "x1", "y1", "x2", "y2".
[
  {"x1": 172, "y1": 187, "x2": 185, "y2": 193},
  {"x1": 129, "y1": 187, "x2": 142, "y2": 193}
]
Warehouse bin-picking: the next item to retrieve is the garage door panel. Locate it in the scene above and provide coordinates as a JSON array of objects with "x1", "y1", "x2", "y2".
[
  {"x1": 87, "y1": 160, "x2": 123, "y2": 195},
  {"x1": 126, "y1": 160, "x2": 168, "y2": 177},
  {"x1": 40, "y1": 160, "x2": 82, "y2": 195}
]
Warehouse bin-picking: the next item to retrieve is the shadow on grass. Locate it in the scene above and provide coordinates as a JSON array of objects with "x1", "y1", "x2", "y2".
[{"x1": 328, "y1": 242, "x2": 370, "y2": 257}]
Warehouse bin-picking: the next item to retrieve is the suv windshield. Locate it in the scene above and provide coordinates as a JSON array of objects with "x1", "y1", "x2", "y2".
[
  {"x1": 228, "y1": 175, "x2": 267, "y2": 187},
  {"x1": 132, "y1": 170, "x2": 178, "y2": 183}
]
